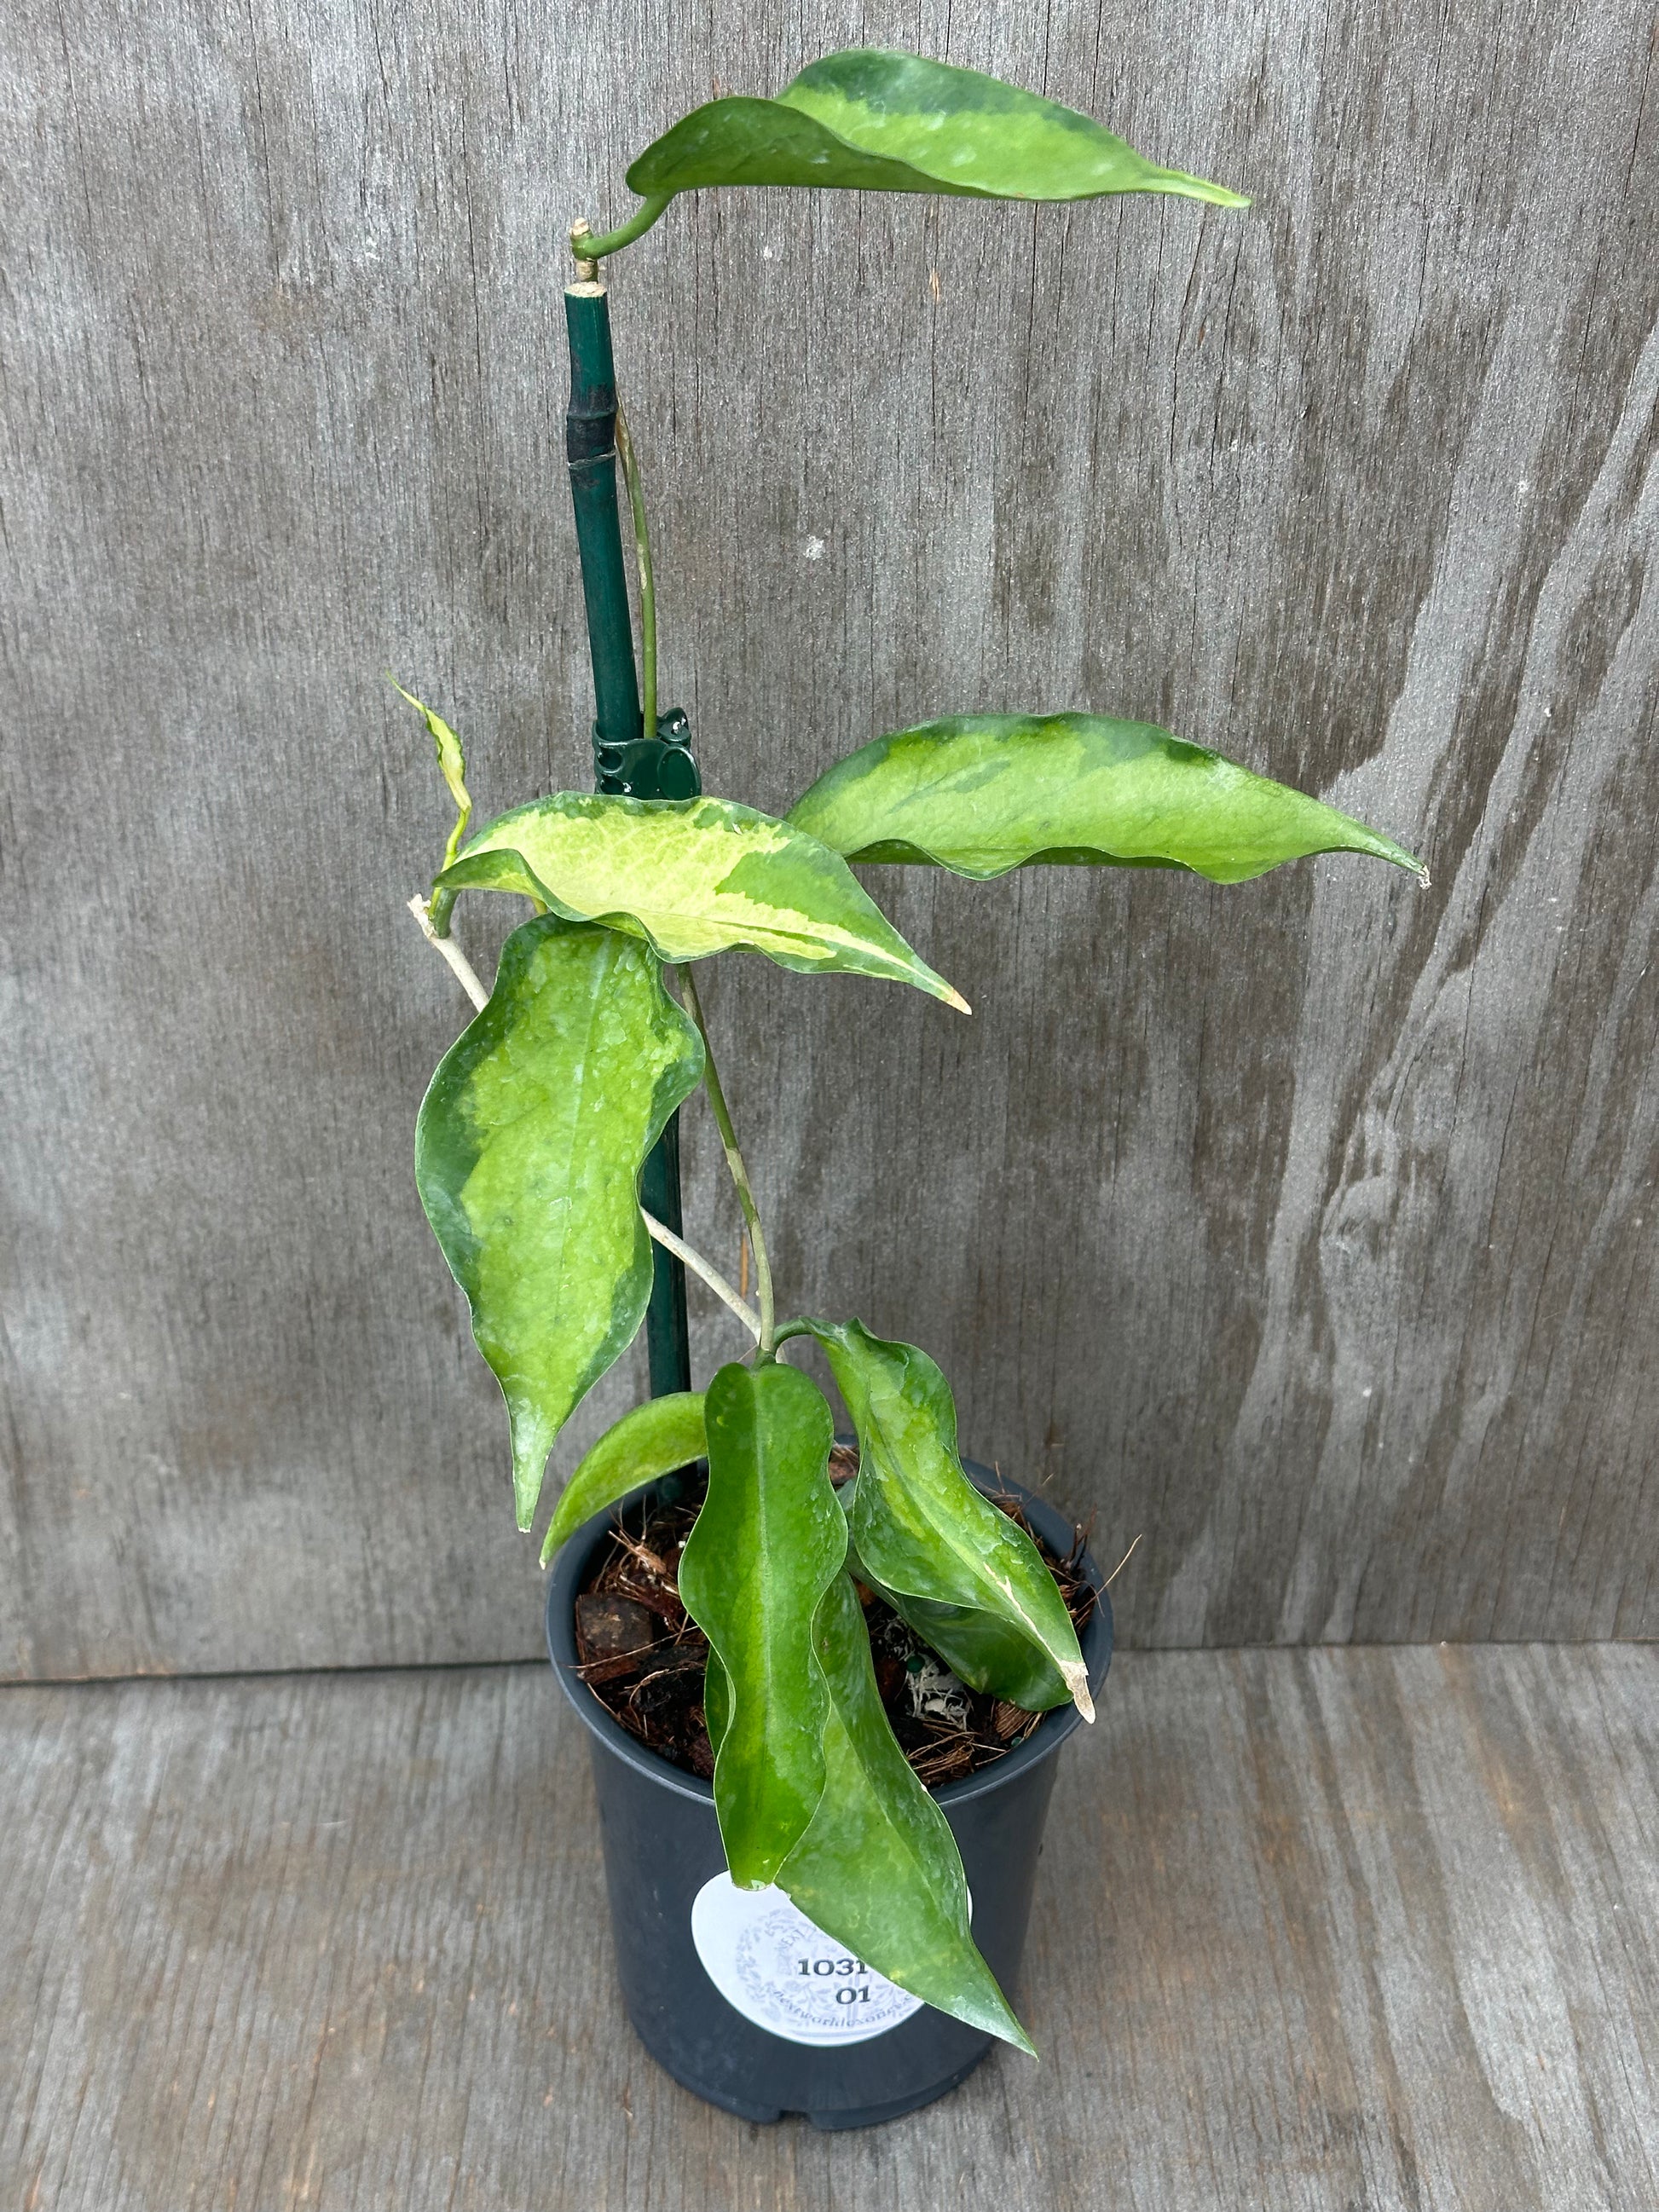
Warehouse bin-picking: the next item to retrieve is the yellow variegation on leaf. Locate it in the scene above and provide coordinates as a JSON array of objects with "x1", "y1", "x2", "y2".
[
  {"x1": 415, "y1": 916, "x2": 704, "y2": 1528},
  {"x1": 436, "y1": 790, "x2": 968, "y2": 1008},
  {"x1": 789, "y1": 713, "x2": 1427, "y2": 887},
  {"x1": 586, "y1": 49, "x2": 1248, "y2": 257}
]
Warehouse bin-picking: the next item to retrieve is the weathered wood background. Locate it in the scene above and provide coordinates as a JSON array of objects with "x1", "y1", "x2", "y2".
[{"x1": 3, "y1": 0, "x2": 1654, "y2": 1678}]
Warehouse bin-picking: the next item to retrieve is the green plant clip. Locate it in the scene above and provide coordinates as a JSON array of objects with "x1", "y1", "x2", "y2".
[{"x1": 593, "y1": 707, "x2": 702, "y2": 800}]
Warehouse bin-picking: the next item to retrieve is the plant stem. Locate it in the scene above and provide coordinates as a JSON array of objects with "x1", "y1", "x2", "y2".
[
  {"x1": 408, "y1": 893, "x2": 489, "y2": 1006},
  {"x1": 573, "y1": 194, "x2": 673, "y2": 263},
  {"x1": 406, "y1": 896, "x2": 760, "y2": 1341},
  {"x1": 614, "y1": 404, "x2": 656, "y2": 736},
  {"x1": 636, "y1": 1211, "x2": 761, "y2": 1343},
  {"x1": 676, "y1": 964, "x2": 777, "y2": 1355}
]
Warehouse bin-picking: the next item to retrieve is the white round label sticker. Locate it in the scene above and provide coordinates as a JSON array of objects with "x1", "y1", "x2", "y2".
[{"x1": 690, "y1": 1875, "x2": 923, "y2": 2046}]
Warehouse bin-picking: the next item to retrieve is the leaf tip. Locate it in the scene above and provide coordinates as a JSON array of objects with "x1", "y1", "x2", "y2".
[
  {"x1": 1061, "y1": 1660, "x2": 1095, "y2": 1724},
  {"x1": 942, "y1": 984, "x2": 972, "y2": 1015},
  {"x1": 512, "y1": 1452, "x2": 546, "y2": 1534},
  {"x1": 1157, "y1": 167, "x2": 1252, "y2": 211},
  {"x1": 1386, "y1": 844, "x2": 1430, "y2": 887}
]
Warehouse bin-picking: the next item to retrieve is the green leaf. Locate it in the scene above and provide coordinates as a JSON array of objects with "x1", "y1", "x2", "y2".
[
  {"x1": 415, "y1": 915, "x2": 704, "y2": 1529},
  {"x1": 436, "y1": 792, "x2": 968, "y2": 1010},
  {"x1": 858, "y1": 1583, "x2": 1074, "y2": 1715},
  {"x1": 626, "y1": 49, "x2": 1246, "y2": 214},
  {"x1": 678, "y1": 1361, "x2": 847, "y2": 1887},
  {"x1": 540, "y1": 1392, "x2": 707, "y2": 1564},
  {"x1": 704, "y1": 1647, "x2": 731, "y2": 1760},
  {"x1": 777, "y1": 1573, "x2": 1035, "y2": 2055},
  {"x1": 800, "y1": 1320, "x2": 1090, "y2": 1719},
  {"x1": 788, "y1": 714, "x2": 1428, "y2": 887},
  {"x1": 388, "y1": 677, "x2": 472, "y2": 874}
]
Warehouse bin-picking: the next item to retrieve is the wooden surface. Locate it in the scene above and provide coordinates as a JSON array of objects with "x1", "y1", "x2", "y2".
[
  {"x1": 2, "y1": 1643, "x2": 1654, "y2": 2209},
  {"x1": 3, "y1": 0, "x2": 1656, "y2": 1677}
]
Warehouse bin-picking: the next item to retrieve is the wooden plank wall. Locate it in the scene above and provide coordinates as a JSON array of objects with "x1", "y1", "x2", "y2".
[
  {"x1": 3, "y1": 0, "x2": 1654, "y2": 1678},
  {"x1": 5, "y1": 1648, "x2": 1657, "y2": 2207}
]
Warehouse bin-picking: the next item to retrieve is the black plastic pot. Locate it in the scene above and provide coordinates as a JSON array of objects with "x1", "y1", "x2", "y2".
[{"x1": 545, "y1": 1458, "x2": 1113, "y2": 2129}]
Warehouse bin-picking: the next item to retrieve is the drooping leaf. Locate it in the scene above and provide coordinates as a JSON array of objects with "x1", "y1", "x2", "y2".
[
  {"x1": 788, "y1": 714, "x2": 1428, "y2": 887},
  {"x1": 678, "y1": 1361, "x2": 847, "y2": 1887},
  {"x1": 799, "y1": 1319, "x2": 1090, "y2": 1719},
  {"x1": 857, "y1": 1581, "x2": 1074, "y2": 1715},
  {"x1": 626, "y1": 49, "x2": 1246, "y2": 215},
  {"x1": 388, "y1": 677, "x2": 472, "y2": 875},
  {"x1": 776, "y1": 1572, "x2": 1035, "y2": 2055},
  {"x1": 415, "y1": 915, "x2": 704, "y2": 1529},
  {"x1": 436, "y1": 792, "x2": 968, "y2": 1009},
  {"x1": 541, "y1": 1392, "x2": 707, "y2": 1563}
]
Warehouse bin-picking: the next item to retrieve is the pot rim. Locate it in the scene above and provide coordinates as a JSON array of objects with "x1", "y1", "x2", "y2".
[{"x1": 544, "y1": 1453, "x2": 1113, "y2": 1811}]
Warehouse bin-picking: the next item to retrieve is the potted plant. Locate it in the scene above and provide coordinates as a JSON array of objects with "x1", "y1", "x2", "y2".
[{"x1": 399, "y1": 50, "x2": 1424, "y2": 2128}]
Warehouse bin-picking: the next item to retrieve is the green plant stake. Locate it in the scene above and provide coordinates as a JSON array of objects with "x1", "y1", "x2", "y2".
[
  {"x1": 402, "y1": 48, "x2": 1425, "y2": 2056},
  {"x1": 563, "y1": 280, "x2": 641, "y2": 761},
  {"x1": 564, "y1": 257, "x2": 698, "y2": 1401}
]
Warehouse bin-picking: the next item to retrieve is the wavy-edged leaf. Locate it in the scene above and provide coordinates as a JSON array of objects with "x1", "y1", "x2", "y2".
[
  {"x1": 678, "y1": 1361, "x2": 847, "y2": 1887},
  {"x1": 389, "y1": 677, "x2": 472, "y2": 873},
  {"x1": 627, "y1": 49, "x2": 1245, "y2": 213},
  {"x1": 416, "y1": 915, "x2": 703, "y2": 1529},
  {"x1": 540, "y1": 1392, "x2": 706, "y2": 1564},
  {"x1": 777, "y1": 1572, "x2": 1035, "y2": 2054},
  {"x1": 801, "y1": 1319, "x2": 1090, "y2": 1719},
  {"x1": 789, "y1": 714, "x2": 1427, "y2": 887},
  {"x1": 436, "y1": 792, "x2": 967, "y2": 1009}
]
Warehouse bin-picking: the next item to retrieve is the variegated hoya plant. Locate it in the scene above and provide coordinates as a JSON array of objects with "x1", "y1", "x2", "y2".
[{"x1": 402, "y1": 52, "x2": 1424, "y2": 2057}]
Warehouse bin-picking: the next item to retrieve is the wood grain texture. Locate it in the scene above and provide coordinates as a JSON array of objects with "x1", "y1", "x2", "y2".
[
  {"x1": 3, "y1": 1646, "x2": 1656, "y2": 2209},
  {"x1": 2, "y1": 0, "x2": 1655, "y2": 1674}
]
